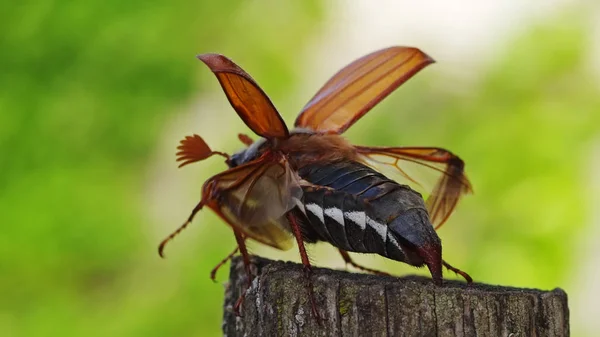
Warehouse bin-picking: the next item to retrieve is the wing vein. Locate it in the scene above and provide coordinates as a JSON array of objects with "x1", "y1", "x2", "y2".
[{"x1": 319, "y1": 52, "x2": 414, "y2": 126}]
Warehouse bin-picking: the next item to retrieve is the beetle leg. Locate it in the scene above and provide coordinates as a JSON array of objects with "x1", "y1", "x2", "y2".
[
  {"x1": 158, "y1": 200, "x2": 205, "y2": 258},
  {"x1": 338, "y1": 249, "x2": 391, "y2": 276},
  {"x1": 287, "y1": 213, "x2": 323, "y2": 324},
  {"x1": 232, "y1": 230, "x2": 253, "y2": 316},
  {"x1": 210, "y1": 246, "x2": 240, "y2": 282},
  {"x1": 442, "y1": 259, "x2": 473, "y2": 283}
]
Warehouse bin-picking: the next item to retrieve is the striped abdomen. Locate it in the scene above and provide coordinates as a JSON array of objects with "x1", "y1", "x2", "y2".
[{"x1": 295, "y1": 161, "x2": 440, "y2": 265}]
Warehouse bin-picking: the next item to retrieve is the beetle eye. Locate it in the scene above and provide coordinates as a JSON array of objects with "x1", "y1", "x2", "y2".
[{"x1": 228, "y1": 153, "x2": 242, "y2": 168}]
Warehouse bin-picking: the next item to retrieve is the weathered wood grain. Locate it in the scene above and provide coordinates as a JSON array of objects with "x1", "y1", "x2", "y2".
[{"x1": 223, "y1": 256, "x2": 569, "y2": 337}]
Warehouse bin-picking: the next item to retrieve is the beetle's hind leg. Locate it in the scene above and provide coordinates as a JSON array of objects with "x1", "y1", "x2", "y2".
[
  {"x1": 442, "y1": 259, "x2": 473, "y2": 283},
  {"x1": 338, "y1": 249, "x2": 391, "y2": 276}
]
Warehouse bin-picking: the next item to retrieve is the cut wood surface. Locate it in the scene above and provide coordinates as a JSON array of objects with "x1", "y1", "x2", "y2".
[{"x1": 223, "y1": 256, "x2": 569, "y2": 337}]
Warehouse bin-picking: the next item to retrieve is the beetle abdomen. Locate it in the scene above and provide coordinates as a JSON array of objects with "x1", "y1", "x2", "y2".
[{"x1": 296, "y1": 161, "x2": 438, "y2": 265}]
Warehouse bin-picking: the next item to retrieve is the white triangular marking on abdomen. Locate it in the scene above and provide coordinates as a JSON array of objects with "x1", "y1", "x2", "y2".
[
  {"x1": 366, "y1": 216, "x2": 388, "y2": 241},
  {"x1": 344, "y1": 211, "x2": 366, "y2": 230},
  {"x1": 324, "y1": 207, "x2": 345, "y2": 226},
  {"x1": 306, "y1": 203, "x2": 324, "y2": 223},
  {"x1": 293, "y1": 197, "x2": 306, "y2": 214},
  {"x1": 387, "y1": 233, "x2": 402, "y2": 252}
]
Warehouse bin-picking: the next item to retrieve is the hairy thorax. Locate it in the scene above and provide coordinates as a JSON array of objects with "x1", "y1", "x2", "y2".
[
  {"x1": 277, "y1": 132, "x2": 359, "y2": 170},
  {"x1": 228, "y1": 131, "x2": 359, "y2": 171}
]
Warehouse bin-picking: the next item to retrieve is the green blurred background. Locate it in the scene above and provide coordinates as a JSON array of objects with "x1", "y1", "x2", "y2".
[{"x1": 2, "y1": 1, "x2": 599, "y2": 336}]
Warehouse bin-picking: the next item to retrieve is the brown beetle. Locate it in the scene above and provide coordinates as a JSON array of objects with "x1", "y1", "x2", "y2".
[{"x1": 159, "y1": 47, "x2": 472, "y2": 318}]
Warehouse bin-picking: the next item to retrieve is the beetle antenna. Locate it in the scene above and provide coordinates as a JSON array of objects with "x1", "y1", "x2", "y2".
[
  {"x1": 158, "y1": 200, "x2": 205, "y2": 258},
  {"x1": 211, "y1": 151, "x2": 230, "y2": 160}
]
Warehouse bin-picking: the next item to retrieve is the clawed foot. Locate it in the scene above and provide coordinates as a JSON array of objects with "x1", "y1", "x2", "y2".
[
  {"x1": 302, "y1": 266, "x2": 324, "y2": 325},
  {"x1": 442, "y1": 260, "x2": 473, "y2": 283}
]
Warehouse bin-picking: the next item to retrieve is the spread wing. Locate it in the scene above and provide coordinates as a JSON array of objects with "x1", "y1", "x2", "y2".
[
  {"x1": 355, "y1": 146, "x2": 472, "y2": 229},
  {"x1": 202, "y1": 152, "x2": 302, "y2": 250},
  {"x1": 197, "y1": 54, "x2": 289, "y2": 139},
  {"x1": 294, "y1": 47, "x2": 434, "y2": 134}
]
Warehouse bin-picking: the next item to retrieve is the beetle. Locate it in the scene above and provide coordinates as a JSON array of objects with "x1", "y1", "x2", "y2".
[{"x1": 159, "y1": 46, "x2": 473, "y2": 318}]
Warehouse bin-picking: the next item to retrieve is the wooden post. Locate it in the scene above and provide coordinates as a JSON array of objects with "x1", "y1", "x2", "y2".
[{"x1": 223, "y1": 256, "x2": 569, "y2": 337}]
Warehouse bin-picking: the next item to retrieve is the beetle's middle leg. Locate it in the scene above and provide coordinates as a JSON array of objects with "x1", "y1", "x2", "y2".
[
  {"x1": 210, "y1": 246, "x2": 239, "y2": 282},
  {"x1": 287, "y1": 213, "x2": 323, "y2": 324},
  {"x1": 231, "y1": 230, "x2": 254, "y2": 316}
]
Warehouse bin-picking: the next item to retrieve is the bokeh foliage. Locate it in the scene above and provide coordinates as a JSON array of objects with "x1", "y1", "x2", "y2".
[
  {"x1": 1, "y1": 2, "x2": 597, "y2": 337},
  {"x1": 0, "y1": 1, "x2": 323, "y2": 336}
]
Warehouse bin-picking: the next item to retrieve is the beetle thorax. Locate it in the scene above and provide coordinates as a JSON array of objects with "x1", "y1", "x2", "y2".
[
  {"x1": 229, "y1": 133, "x2": 358, "y2": 169},
  {"x1": 228, "y1": 138, "x2": 268, "y2": 168},
  {"x1": 278, "y1": 133, "x2": 359, "y2": 169}
]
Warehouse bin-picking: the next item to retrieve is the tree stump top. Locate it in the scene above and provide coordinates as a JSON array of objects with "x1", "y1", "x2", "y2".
[{"x1": 223, "y1": 256, "x2": 569, "y2": 337}]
